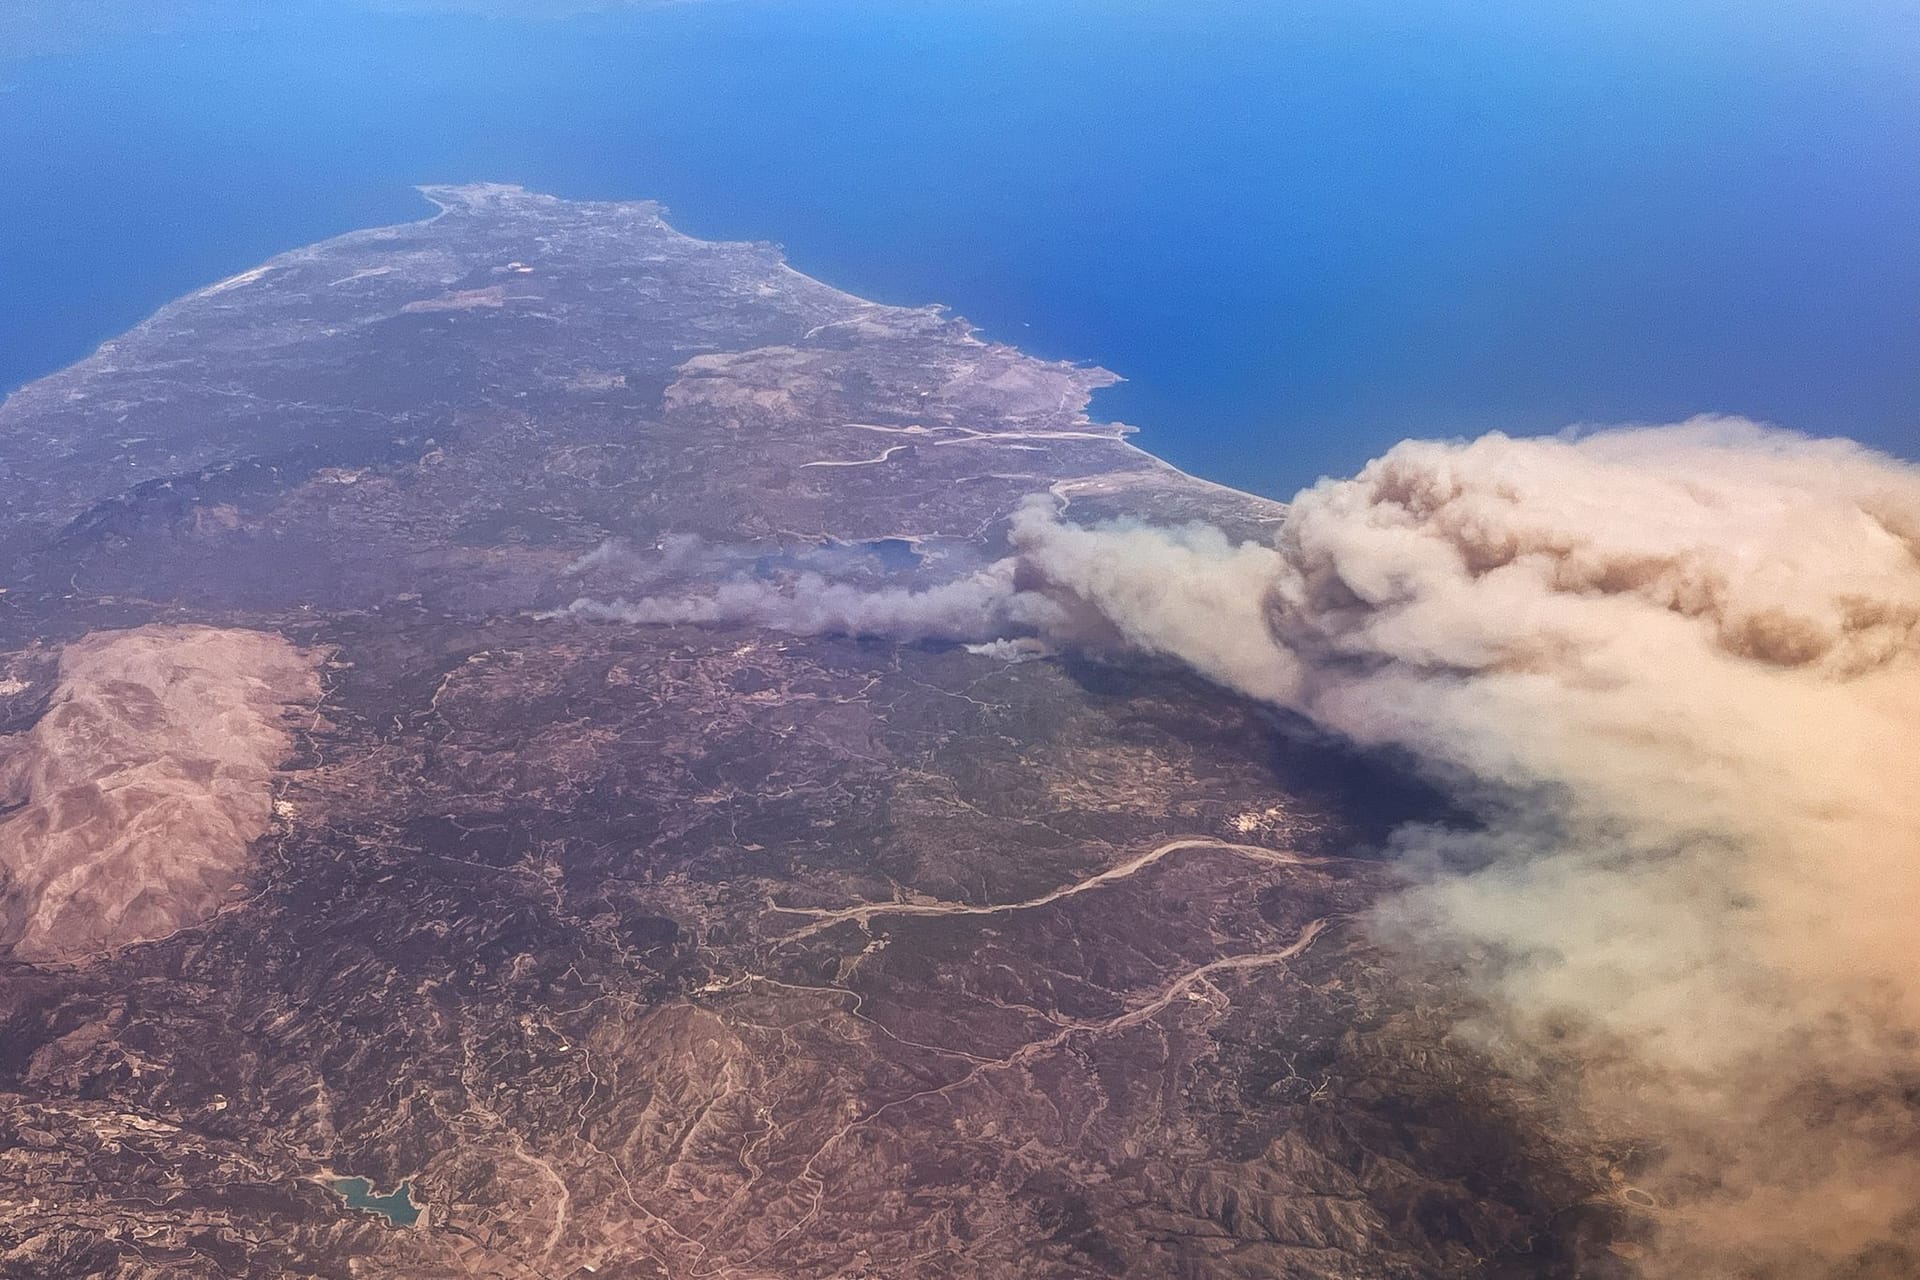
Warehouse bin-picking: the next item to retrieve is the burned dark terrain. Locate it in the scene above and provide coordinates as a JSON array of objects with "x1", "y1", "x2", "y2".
[{"x1": 0, "y1": 187, "x2": 1631, "y2": 1278}]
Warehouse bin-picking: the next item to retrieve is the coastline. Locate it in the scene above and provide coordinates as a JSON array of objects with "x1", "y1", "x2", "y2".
[{"x1": 0, "y1": 183, "x2": 1289, "y2": 541}]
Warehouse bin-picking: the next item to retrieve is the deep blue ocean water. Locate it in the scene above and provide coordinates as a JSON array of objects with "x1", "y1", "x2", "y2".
[{"x1": 3, "y1": 0, "x2": 1915, "y2": 497}]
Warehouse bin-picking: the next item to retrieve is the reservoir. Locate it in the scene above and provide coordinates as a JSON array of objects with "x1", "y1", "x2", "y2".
[{"x1": 331, "y1": 1177, "x2": 423, "y2": 1228}]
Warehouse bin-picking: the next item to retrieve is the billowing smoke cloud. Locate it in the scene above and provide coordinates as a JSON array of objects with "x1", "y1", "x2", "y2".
[
  {"x1": 559, "y1": 416, "x2": 1920, "y2": 1274},
  {"x1": 1007, "y1": 417, "x2": 1920, "y2": 1277}
]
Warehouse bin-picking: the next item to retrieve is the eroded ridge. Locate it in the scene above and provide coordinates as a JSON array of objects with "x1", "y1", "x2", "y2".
[{"x1": 0, "y1": 625, "x2": 320, "y2": 962}]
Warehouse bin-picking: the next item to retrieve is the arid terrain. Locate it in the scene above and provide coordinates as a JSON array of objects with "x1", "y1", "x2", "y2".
[{"x1": 0, "y1": 187, "x2": 1636, "y2": 1278}]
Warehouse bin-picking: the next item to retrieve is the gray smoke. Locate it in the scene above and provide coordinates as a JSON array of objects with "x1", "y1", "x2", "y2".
[{"x1": 557, "y1": 560, "x2": 1066, "y2": 641}]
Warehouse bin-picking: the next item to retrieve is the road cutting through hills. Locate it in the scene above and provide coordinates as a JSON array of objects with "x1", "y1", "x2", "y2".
[{"x1": 768, "y1": 837, "x2": 1327, "y2": 943}]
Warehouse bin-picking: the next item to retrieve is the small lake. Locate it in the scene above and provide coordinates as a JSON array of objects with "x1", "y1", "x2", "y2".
[{"x1": 331, "y1": 1176, "x2": 422, "y2": 1228}]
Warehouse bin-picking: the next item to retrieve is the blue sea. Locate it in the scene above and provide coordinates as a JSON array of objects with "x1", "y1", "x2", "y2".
[{"x1": 3, "y1": 0, "x2": 1915, "y2": 497}]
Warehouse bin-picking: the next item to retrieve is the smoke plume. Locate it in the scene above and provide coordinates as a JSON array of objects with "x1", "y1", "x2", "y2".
[
  {"x1": 1010, "y1": 417, "x2": 1920, "y2": 1277},
  {"x1": 557, "y1": 560, "x2": 1067, "y2": 640},
  {"x1": 561, "y1": 416, "x2": 1920, "y2": 1273}
]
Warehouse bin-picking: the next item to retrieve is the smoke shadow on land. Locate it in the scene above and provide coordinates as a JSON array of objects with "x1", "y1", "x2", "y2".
[{"x1": 1053, "y1": 651, "x2": 1470, "y2": 853}]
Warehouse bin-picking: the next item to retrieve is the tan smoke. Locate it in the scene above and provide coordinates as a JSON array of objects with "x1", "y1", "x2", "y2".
[
  {"x1": 1007, "y1": 417, "x2": 1920, "y2": 1276},
  {"x1": 560, "y1": 415, "x2": 1920, "y2": 1271}
]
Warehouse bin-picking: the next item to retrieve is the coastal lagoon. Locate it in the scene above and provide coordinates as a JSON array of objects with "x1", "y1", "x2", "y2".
[{"x1": 4, "y1": 0, "x2": 1915, "y2": 496}]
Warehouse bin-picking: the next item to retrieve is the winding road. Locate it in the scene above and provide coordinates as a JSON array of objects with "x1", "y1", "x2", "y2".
[{"x1": 768, "y1": 836, "x2": 1326, "y2": 943}]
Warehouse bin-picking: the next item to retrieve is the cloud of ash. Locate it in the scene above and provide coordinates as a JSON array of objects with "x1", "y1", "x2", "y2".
[{"x1": 558, "y1": 416, "x2": 1920, "y2": 1273}]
